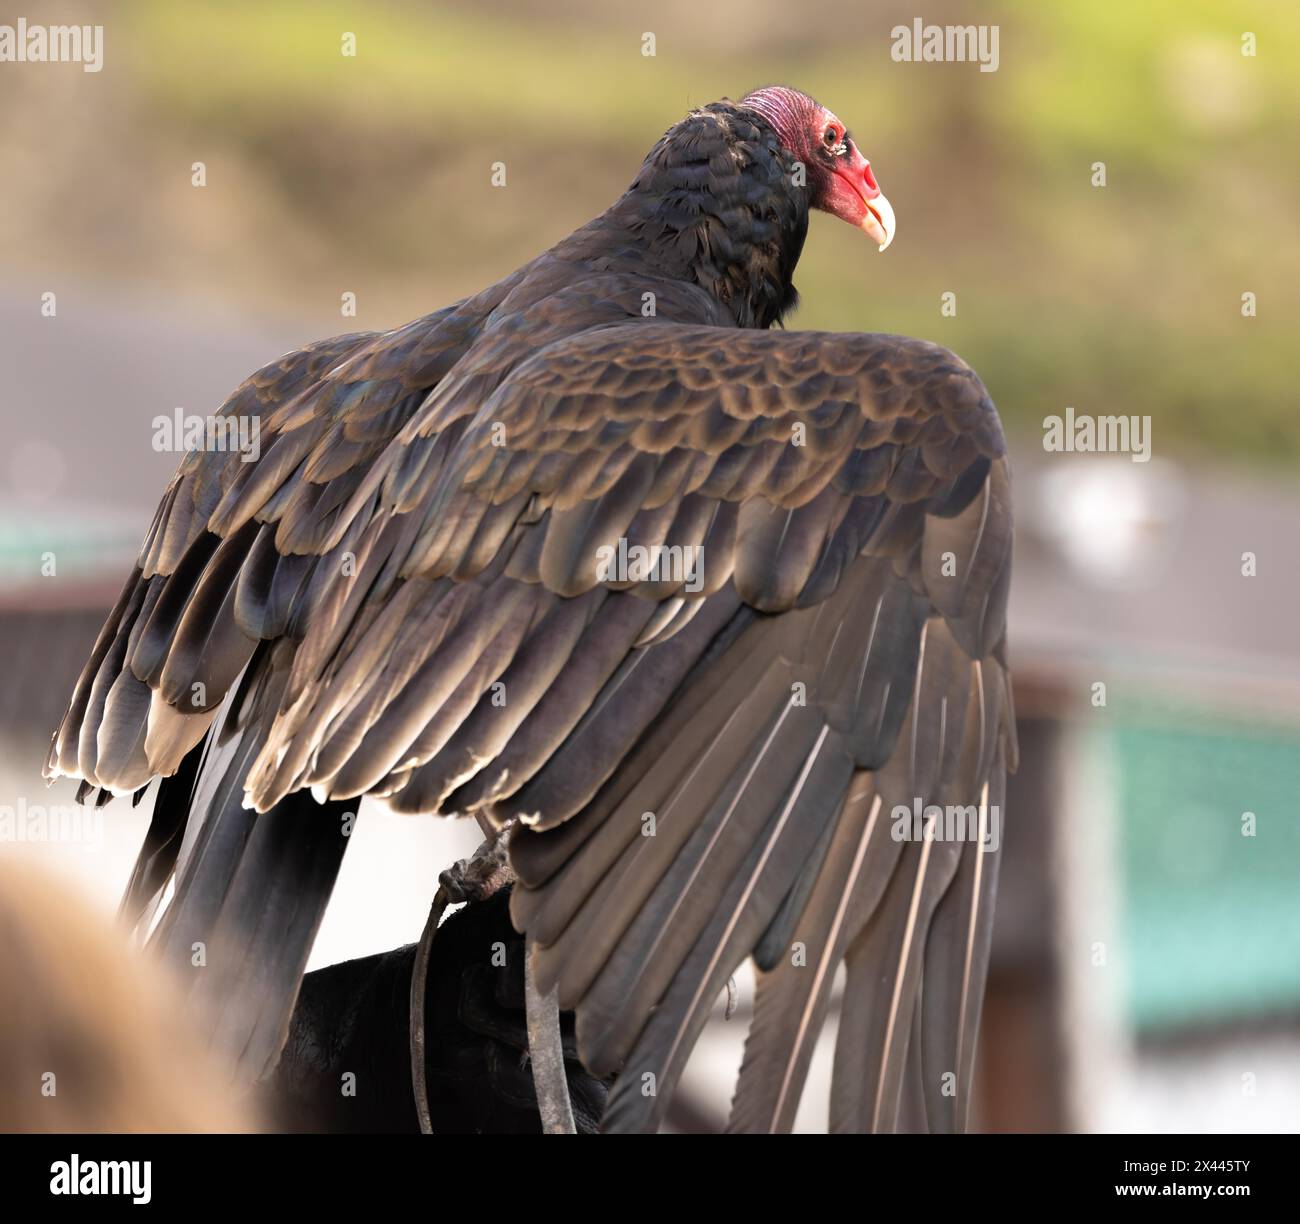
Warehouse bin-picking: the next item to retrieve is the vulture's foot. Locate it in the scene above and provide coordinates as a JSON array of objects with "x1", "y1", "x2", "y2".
[{"x1": 439, "y1": 827, "x2": 515, "y2": 904}]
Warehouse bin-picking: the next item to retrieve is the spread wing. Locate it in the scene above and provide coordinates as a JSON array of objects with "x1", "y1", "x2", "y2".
[
  {"x1": 477, "y1": 324, "x2": 1015, "y2": 1134},
  {"x1": 43, "y1": 276, "x2": 535, "y2": 798},
  {"x1": 48, "y1": 300, "x2": 1014, "y2": 1129},
  {"x1": 234, "y1": 319, "x2": 1015, "y2": 1132}
]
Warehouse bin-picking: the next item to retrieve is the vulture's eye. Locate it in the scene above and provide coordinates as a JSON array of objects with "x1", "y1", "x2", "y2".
[{"x1": 822, "y1": 126, "x2": 847, "y2": 157}]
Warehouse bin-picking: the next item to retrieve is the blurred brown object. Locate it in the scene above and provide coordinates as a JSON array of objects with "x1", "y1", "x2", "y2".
[{"x1": 0, "y1": 859, "x2": 256, "y2": 1133}]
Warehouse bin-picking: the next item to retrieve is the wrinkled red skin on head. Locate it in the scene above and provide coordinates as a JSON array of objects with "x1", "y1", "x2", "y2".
[{"x1": 741, "y1": 85, "x2": 882, "y2": 228}]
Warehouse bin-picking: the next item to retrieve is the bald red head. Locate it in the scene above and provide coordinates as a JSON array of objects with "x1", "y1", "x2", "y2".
[{"x1": 742, "y1": 85, "x2": 895, "y2": 250}]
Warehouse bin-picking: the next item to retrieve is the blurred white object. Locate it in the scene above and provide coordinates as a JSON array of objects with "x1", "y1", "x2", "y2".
[{"x1": 1032, "y1": 457, "x2": 1187, "y2": 587}]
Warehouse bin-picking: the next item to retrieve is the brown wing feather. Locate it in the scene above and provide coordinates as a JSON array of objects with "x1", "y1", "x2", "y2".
[
  {"x1": 240, "y1": 324, "x2": 1002, "y2": 809},
  {"x1": 472, "y1": 324, "x2": 1014, "y2": 1133},
  {"x1": 44, "y1": 293, "x2": 503, "y2": 793},
  {"x1": 48, "y1": 299, "x2": 1013, "y2": 1131}
]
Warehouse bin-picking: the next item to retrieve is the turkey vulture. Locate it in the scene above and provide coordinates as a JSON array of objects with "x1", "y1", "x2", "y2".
[{"x1": 46, "y1": 85, "x2": 1015, "y2": 1133}]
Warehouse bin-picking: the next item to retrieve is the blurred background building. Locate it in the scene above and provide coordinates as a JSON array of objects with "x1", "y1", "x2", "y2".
[{"x1": 1, "y1": 0, "x2": 1297, "y2": 1132}]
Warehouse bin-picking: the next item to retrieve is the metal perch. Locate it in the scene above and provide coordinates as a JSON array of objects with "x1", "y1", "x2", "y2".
[
  {"x1": 410, "y1": 827, "x2": 574, "y2": 1134},
  {"x1": 525, "y1": 944, "x2": 577, "y2": 1134}
]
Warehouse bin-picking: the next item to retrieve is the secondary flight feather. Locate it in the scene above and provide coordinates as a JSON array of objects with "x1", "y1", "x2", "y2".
[{"x1": 47, "y1": 85, "x2": 1015, "y2": 1133}]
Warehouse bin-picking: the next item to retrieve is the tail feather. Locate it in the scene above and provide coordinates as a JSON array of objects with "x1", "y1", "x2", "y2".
[
  {"x1": 119, "y1": 740, "x2": 203, "y2": 929},
  {"x1": 190, "y1": 791, "x2": 351, "y2": 1080},
  {"x1": 128, "y1": 712, "x2": 351, "y2": 1086}
]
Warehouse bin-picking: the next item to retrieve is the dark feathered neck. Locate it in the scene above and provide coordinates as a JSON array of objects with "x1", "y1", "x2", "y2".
[{"x1": 598, "y1": 102, "x2": 809, "y2": 329}]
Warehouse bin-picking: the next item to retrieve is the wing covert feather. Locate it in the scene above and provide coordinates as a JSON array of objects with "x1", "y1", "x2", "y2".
[{"x1": 47, "y1": 291, "x2": 1013, "y2": 1136}]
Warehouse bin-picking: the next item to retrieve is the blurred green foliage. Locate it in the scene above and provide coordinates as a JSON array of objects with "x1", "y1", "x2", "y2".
[{"x1": 8, "y1": 0, "x2": 1297, "y2": 462}]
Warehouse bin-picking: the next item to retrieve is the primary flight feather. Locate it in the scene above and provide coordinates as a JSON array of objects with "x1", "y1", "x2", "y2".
[{"x1": 47, "y1": 85, "x2": 1015, "y2": 1133}]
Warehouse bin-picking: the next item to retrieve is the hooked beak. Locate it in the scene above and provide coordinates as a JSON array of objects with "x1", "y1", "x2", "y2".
[
  {"x1": 834, "y1": 149, "x2": 895, "y2": 251},
  {"x1": 859, "y1": 192, "x2": 895, "y2": 251}
]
